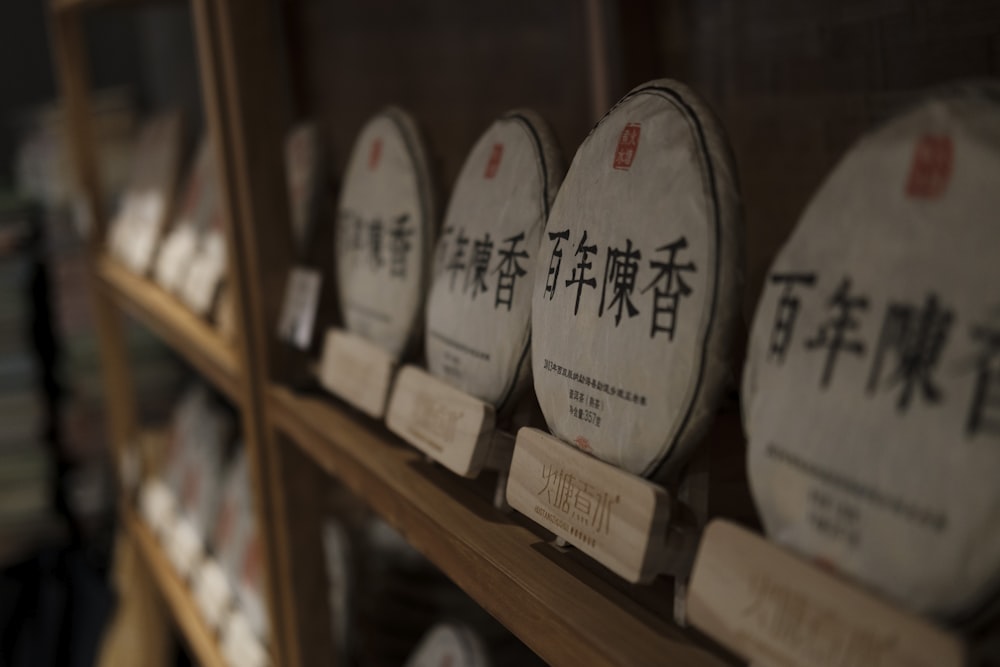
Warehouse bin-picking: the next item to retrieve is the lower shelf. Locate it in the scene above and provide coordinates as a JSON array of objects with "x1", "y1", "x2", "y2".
[
  {"x1": 126, "y1": 510, "x2": 229, "y2": 667},
  {"x1": 269, "y1": 385, "x2": 731, "y2": 667}
]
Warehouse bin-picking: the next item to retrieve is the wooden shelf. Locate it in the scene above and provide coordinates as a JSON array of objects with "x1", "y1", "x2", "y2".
[
  {"x1": 97, "y1": 255, "x2": 242, "y2": 403},
  {"x1": 127, "y1": 510, "x2": 228, "y2": 667},
  {"x1": 269, "y1": 386, "x2": 730, "y2": 667}
]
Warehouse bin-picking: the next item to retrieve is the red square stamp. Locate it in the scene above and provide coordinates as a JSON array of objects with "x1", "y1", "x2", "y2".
[
  {"x1": 613, "y1": 123, "x2": 641, "y2": 171},
  {"x1": 484, "y1": 143, "x2": 504, "y2": 179},
  {"x1": 906, "y1": 134, "x2": 953, "y2": 199},
  {"x1": 368, "y1": 138, "x2": 383, "y2": 170}
]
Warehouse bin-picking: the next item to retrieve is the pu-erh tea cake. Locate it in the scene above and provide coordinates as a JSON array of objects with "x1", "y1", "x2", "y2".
[
  {"x1": 531, "y1": 79, "x2": 743, "y2": 479},
  {"x1": 744, "y1": 84, "x2": 1000, "y2": 618},
  {"x1": 335, "y1": 108, "x2": 436, "y2": 359},
  {"x1": 425, "y1": 111, "x2": 563, "y2": 410}
]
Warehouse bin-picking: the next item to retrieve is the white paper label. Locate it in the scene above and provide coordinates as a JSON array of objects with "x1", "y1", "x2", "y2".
[
  {"x1": 744, "y1": 85, "x2": 1000, "y2": 618},
  {"x1": 531, "y1": 80, "x2": 742, "y2": 478},
  {"x1": 425, "y1": 112, "x2": 562, "y2": 409},
  {"x1": 277, "y1": 266, "x2": 322, "y2": 349},
  {"x1": 335, "y1": 109, "x2": 434, "y2": 360}
]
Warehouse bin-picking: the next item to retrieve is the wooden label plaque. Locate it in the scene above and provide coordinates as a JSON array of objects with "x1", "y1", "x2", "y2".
[
  {"x1": 507, "y1": 427, "x2": 672, "y2": 583},
  {"x1": 386, "y1": 365, "x2": 497, "y2": 477},
  {"x1": 687, "y1": 520, "x2": 965, "y2": 667},
  {"x1": 318, "y1": 328, "x2": 396, "y2": 418}
]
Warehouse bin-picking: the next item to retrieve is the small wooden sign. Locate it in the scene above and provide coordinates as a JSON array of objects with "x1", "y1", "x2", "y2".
[
  {"x1": 140, "y1": 479, "x2": 177, "y2": 538},
  {"x1": 386, "y1": 365, "x2": 516, "y2": 478},
  {"x1": 687, "y1": 520, "x2": 965, "y2": 667},
  {"x1": 165, "y1": 514, "x2": 204, "y2": 579},
  {"x1": 318, "y1": 328, "x2": 396, "y2": 418},
  {"x1": 507, "y1": 428, "x2": 683, "y2": 583},
  {"x1": 221, "y1": 609, "x2": 269, "y2": 667},
  {"x1": 193, "y1": 558, "x2": 234, "y2": 631}
]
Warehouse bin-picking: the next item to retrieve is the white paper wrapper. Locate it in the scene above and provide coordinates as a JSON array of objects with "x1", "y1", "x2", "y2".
[
  {"x1": 403, "y1": 623, "x2": 489, "y2": 667},
  {"x1": 425, "y1": 111, "x2": 563, "y2": 410},
  {"x1": 109, "y1": 112, "x2": 183, "y2": 273},
  {"x1": 744, "y1": 83, "x2": 1000, "y2": 619},
  {"x1": 154, "y1": 137, "x2": 219, "y2": 293},
  {"x1": 335, "y1": 108, "x2": 436, "y2": 360},
  {"x1": 531, "y1": 79, "x2": 743, "y2": 479}
]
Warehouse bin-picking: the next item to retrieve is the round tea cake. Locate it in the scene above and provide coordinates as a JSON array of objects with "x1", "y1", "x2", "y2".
[
  {"x1": 744, "y1": 84, "x2": 1000, "y2": 618},
  {"x1": 335, "y1": 108, "x2": 436, "y2": 359},
  {"x1": 531, "y1": 79, "x2": 743, "y2": 478},
  {"x1": 425, "y1": 111, "x2": 563, "y2": 410},
  {"x1": 404, "y1": 623, "x2": 488, "y2": 667}
]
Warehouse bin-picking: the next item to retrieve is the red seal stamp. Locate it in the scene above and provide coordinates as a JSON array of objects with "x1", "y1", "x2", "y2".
[{"x1": 613, "y1": 123, "x2": 641, "y2": 171}]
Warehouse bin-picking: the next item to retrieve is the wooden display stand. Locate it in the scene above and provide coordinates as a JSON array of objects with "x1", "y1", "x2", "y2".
[
  {"x1": 386, "y1": 366, "x2": 514, "y2": 479},
  {"x1": 317, "y1": 329, "x2": 396, "y2": 419},
  {"x1": 55, "y1": 0, "x2": 984, "y2": 665},
  {"x1": 507, "y1": 428, "x2": 700, "y2": 586},
  {"x1": 687, "y1": 520, "x2": 966, "y2": 667}
]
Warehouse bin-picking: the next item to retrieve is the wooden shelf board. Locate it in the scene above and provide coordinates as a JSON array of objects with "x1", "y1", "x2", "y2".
[
  {"x1": 127, "y1": 510, "x2": 228, "y2": 667},
  {"x1": 269, "y1": 386, "x2": 730, "y2": 667},
  {"x1": 97, "y1": 256, "x2": 242, "y2": 403}
]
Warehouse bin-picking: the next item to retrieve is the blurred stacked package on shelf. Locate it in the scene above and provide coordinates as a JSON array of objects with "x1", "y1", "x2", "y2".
[
  {"x1": 136, "y1": 383, "x2": 271, "y2": 665},
  {"x1": 107, "y1": 112, "x2": 183, "y2": 275},
  {"x1": 322, "y1": 513, "x2": 542, "y2": 667}
]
